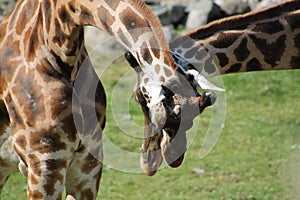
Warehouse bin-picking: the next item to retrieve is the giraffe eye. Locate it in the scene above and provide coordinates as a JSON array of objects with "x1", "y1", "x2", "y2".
[{"x1": 186, "y1": 64, "x2": 195, "y2": 70}]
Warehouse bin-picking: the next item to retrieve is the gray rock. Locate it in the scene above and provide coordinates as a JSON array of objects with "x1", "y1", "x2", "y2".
[
  {"x1": 214, "y1": 0, "x2": 250, "y2": 15},
  {"x1": 185, "y1": 0, "x2": 213, "y2": 30},
  {"x1": 249, "y1": 0, "x2": 285, "y2": 11}
]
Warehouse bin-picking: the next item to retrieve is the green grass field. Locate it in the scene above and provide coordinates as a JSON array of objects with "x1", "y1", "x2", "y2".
[{"x1": 1, "y1": 56, "x2": 300, "y2": 199}]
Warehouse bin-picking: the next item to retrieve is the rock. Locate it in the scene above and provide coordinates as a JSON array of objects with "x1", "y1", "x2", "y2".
[
  {"x1": 250, "y1": 0, "x2": 285, "y2": 11},
  {"x1": 191, "y1": 167, "x2": 205, "y2": 174},
  {"x1": 206, "y1": 0, "x2": 251, "y2": 23},
  {"x1": 185, "y1": 0, "x2": 214, "y2": 30},
  {"x1": 214, "y1": 0, "x2": 251, "y2": 16},
  {"x1": 170, "y1": 4, "x2": 189, "y2": 29}
]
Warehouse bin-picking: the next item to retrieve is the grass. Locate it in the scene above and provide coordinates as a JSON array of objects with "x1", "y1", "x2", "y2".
[{"x1": 1, "y1": 55, "x2": 300, "y2": 199}]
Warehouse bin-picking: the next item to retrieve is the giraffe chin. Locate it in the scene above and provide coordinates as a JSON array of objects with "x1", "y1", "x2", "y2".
[{"x1": 140, "y1": 150, "x2": 163, "y2": 176}]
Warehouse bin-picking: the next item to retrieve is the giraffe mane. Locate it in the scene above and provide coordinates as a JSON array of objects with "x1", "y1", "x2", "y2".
[
  {"x1": 187, "y1": 0, "x2": 300, "y2": 40},
  {"x1": 129, "y1": 0, "x2": 176, "y2": 69}
]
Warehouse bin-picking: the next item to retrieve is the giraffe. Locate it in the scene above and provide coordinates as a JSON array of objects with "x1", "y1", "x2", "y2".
[
  {"x1": 125, "y1": 0, "x2": 300, "y2": 175},
  {"x1": 0, "y1": 0, "x2": 213, "y2": 199},
  {"x1": 169, "y1": 0, "x2": 300, "y2": 77}
]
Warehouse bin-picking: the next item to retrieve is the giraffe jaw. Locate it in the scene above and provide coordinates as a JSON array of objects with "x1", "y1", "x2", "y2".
[{"x1": 140, "y1": 149, "x2": 163, "y2": 176}]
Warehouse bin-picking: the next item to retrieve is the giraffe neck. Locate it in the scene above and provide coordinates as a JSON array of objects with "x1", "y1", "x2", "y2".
[
  {"x1": 170, "y1": 0, "x2": 300, "y2": 77},
  {"x1": 2, "y1": 0, "x2": 176, "y2": 82}
]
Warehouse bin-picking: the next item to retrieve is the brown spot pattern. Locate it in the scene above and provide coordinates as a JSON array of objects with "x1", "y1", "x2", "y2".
[
  {"x1": 246, "y1": 58, "x2": 262, "y2": 71},
  {"x1": 6, "y1": 94, "x2": 23, "y2": 129},
  {"x1": 12, "y1": 72, "x2": 45, "y2": 126},
  {"x1": 43, "y1": 0, "x2": 52, "y2": 33},
  {"x1": 144, "y1": 78, "x2": 149, "y2": 84},
  {"x1": 82, "y1": 153, "x2": 100, "y2": 174},
  {"x1": 159, "y1": 76, "x2": 165, "y2": 82},
  {"x1": 226, "y1": 63, "x2": 242, "y2": 73},
  {"x1": 149, "y1": 36, "x2": 161, "y2": 59},
  {"x1": 81, "y1": 188, "x2": 94, "y2": 200},
  {"x1": 155, "y1": 64, "x2": 160, "y2": 73},
  {"x1": 285, "y1": 12, "x2": 300, "y2": 31},
  {"x1": 16, "y1": 0, "x2": 38, "y2": 35},
  {"x1": 234, "y1": 37, "x2": 250, "y2": 62},
  {"x1": 249, "y1": 34, "x2": 287, "y2": 67},
  {"x1": 141, "y1": 42, "x2": 152, "y2": 64},
  {"x1": 24, "y1": 27, "x2": 38, "y2": 62},
  {"x1": 36, "y1": 59, "x2": 62, "y2": 81},
  {"x1": 16, "y1": 135, "x2": 27, "y2": 150},
  {"x1": 210, "y1": 32, "x2": 242, "y2": 49},
  {"x1": 215, "y1": 53, "x2": 229, "y2": 68},
  {"x1": 28, "y1": 154, "x2": 42, "y2": 176},
  {"x1": 58, "y1": 5, "x2": 75, "y2": 27},
  {"x1": 28, "y1": 189, "x2": 44, "y2": 199},
  {"x1": 0, "y1": 21, "x2": 7, "y2": 43},
  {"x1": 290, "y1": 56, "x2": 300, "y2": 69},
  {"x1": 0, "y1": 101, "x2": 9, "y2": 134},
  {"x1": 163, "y1": 67, "x2": 173, "y2": 77},
  {"x1": 119, "y1": 7, "x2": 150, "y2": 42},
  {"x1": 67, "y1": 1, "x2": 76, "y2": 13},
  {"x1": 61, "y1": 114, "x2": 77, "y2": 142},
  {"x1": 31, "y1": 175, "x2": 39, "y2": 185},
  {"x1": 253, "y1": 20, "x2": 284, "y2": 34},
  {"x1": 1, "y1": 40, "x2": 20, "y2": 67},
  {"x1": 52, "y1": 19, "x2": 69, "y2": 47},
  {"x1": 104, "y1": 0, "x2": 120, "y2": 10},
  {"x1": 79, "y1": 5, "x2": 96, "y2": 25},
  {"x1": 50, "y1": 50, "x2": 73, "y2": 79},
  {"x1": 29, "y1": 129, "x2": 67, "y2": 154},
  {"x1": 43, "y1": 159, "x2": 66, "y2": 196},
  {"x1": 294, "y1": 33, "x2": 300, "y2": 51},
  {"x1": 97, "y1": 6, "x2": 116, "y2": 35}
]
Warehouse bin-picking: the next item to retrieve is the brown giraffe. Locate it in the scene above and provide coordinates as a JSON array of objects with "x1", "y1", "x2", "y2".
[
  {"x1": 125, "y1": 0, "x2": 300, "y2": 175},
  {"x1": 0, "y1": 0, "x2": 213, "y2": 199},
  {"x1": 170, "y1": 0, "x2": 300, "y2": 77}
]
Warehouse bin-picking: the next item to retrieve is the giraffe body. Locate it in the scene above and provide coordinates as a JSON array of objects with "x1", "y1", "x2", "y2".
[
  {"x1": 170, "y1": 0, "x2": 300, "y2": 77},
  {"x1": 0, "y1": 0, "x2": 211, "y2": 198}
]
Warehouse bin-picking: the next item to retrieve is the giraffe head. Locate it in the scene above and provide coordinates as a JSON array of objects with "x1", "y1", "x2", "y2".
[{"x1": 125, "y1": 52, "x2": 216, "y2": 175}]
